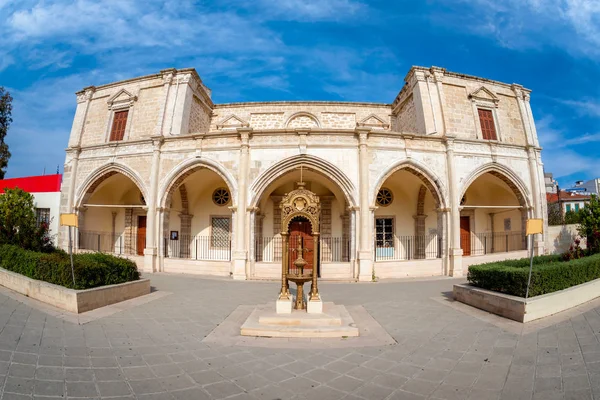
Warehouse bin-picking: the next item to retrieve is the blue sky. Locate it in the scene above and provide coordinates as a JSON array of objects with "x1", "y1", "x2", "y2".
[{"x1": 0, "y1": 0, "x2": 598, "y2": 188}]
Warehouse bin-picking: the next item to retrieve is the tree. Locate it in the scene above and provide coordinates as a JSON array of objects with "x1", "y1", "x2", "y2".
[
  {"x1": 547, "y1": 202, "x2": 563, "y2": 226},
  {"x1": 564, "y1": 209, "x2": 582, "y2": 225},
  {"x1": 578, "y1": 195, "x2": 600, "y2": 254},
  {"x1": 0, "y1": 87, "x2": 12, "y2": 179},
  {"x1": 0, "y1": 188, "x2": 53, "y2": 252}
]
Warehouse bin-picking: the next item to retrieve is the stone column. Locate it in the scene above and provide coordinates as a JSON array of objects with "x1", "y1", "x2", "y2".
[
  {"x1": 348, "y1": 207, "x2": 358, "y2": 279},
  {"x1": 444, "y1": 136, "x2": 463, "y2": 276},
  {"x1": 356, "y1": 128, "x2": 373, "y2": 281},
  {"x1": 179, "y1": 213, "x2": 193, "y2": 258},
  {"x1": 232, "y1": 129, "x2": 252, "y2": 280},
  {"x1": 527, "y1": 146, "x2": 544, "y2": 254},
  {"x1": 143, "y1": 137, "x2": 163, "y2": 273},
  {"x1": 124, "y1": 208, "x2": 133, "y2": 254}
]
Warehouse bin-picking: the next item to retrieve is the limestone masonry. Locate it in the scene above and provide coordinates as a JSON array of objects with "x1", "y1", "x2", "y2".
[{"x1": 59, "y1": 66, "x2": 547, "y2": 281}]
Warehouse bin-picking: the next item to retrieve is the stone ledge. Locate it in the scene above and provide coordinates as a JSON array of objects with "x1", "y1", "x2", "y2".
[
  {"x1": 0, "y1": 267, "x2": 150, "y2": 314},
  {"x1": 454, "y1": 278, "x2": 600, "y2": 323}
]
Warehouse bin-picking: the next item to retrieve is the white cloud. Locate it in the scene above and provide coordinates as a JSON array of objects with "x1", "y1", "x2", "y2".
[
  {"x1": 255, "y1": 0, "x2": 365, "y2": 21},
  {"x1": 560, "y1": 99, "x2": 600, "y2": 118},
  {"x1": 435, "y1": 0, "x2": 600, "y2": 58}
]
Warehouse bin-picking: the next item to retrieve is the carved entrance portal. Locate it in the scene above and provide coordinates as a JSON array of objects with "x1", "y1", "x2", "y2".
[{"x1": 278, "y1": 181, "x2": 321, "y2": 311}]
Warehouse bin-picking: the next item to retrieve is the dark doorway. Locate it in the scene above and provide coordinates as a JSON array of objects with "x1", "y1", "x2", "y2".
[
  {"x1": 137, "y1": 215, "x2": 147, "y2": 256},
  {"x1": 460, "y1": 216, "x2": 471, "y2": 256}
]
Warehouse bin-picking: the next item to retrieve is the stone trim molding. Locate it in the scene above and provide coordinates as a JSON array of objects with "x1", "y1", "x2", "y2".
[
  {"x1": 371, "y1": 159, "x2": 447, "y2": 209},
  {"x1": 75, "y1": 162, "x2": 148, "y2": 210},
  {"x1": 158, "y1": 156, "x2": 238, "y2": 209},
  {"x1": 284, "y1": 112, "x2": 321, "y2": 129},
  {"x1": 249, "y1": 154, "x2": 358, "y2": 209}
]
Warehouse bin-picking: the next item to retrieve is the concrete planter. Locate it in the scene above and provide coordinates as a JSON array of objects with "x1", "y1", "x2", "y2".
[
  {"x1": 454, "y1": 278, "x2": 600, "y2": 322},
  {"x1": 0, "y1": 267, "x2": 150, "y2": 313}
]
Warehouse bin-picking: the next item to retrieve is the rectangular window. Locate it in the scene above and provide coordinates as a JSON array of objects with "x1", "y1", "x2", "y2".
[
  {"x1": 375, "y1": 218, "x2": 394, "y2": 248},
  {"x1": 109, "y1": 110, "x2": 129, "y2": 141},
  {"x1": 211, "y1": 217, "x2": 231, "y2": 247},
  {"x1": 35, "y1": 208, "x2": 50, "y2": 227},
  {"x1": 478, "y1": 108, "x2": 497, "y2": 140},
  {"x1": 575, "y1": 204, "x2": 580, "y2": 212},
  {"x1": 566, "y1": 204, "x2": 571, "y2": 212}
]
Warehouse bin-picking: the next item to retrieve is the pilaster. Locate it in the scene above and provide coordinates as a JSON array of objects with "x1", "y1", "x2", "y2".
[
  {"x1": 143, "y1": 136, "x2": 163, "y2": 273},
  {"x1": 356, "y1": 128, "x2": 373, "y2": 282},
  {"x1": 444, "y1": 136, "x2": 462, "y2": 277},
  {"x1": 232, "y1": 128, "x2": 252, "y2": 280}
]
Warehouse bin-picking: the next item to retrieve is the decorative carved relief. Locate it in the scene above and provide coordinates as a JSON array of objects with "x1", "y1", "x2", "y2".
[
  {"x1": 357, "y1": 114, "x2": 390, "y2": 130},
  {"x1": 107, "y1": 89, "x2": 137, "y2": 110},
  {"x1": 216, "y1": 114, "x2": 250, "y2": 130},
  {"x1": 280, "y1": 182, "x2": 321, "y2": 234},
  {"x1": 469, "y1": 86, "x2": 499, "y2": 107}
]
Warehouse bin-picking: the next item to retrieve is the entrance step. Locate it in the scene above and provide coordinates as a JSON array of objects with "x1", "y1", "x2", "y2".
[{"x1": 241, "y1": 302, "x2": 359, "y2": 338}]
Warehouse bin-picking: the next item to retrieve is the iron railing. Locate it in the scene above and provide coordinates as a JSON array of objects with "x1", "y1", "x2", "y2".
[
  {"x1": 162, "y1": 235, "x2": 231, "y2": 261},
  {"x1": 375, "y1": 234, "x2": 442, "y2": 261},
  {"x1": 255, "y1": 236, "x2": 350, "y2": 263},
  {"x1": 78, "y1": 230, "x2": 144, "y2": 255},
  {"x1": 462, "y1": 231, "x2": 526, "y2": 256}
]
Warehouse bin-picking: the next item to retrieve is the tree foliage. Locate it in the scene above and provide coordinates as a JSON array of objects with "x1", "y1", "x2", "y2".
[
  {"x1": 547, "y1": 202, "x2": 563, "y2": 226},
  {"x1": 0, "y1": 188, "x2": 53, "y2": 252},
  {"x1": 578, "y1": 194, "x2": 600, "y2": 254},
  {"x1": 0, "y1": 87, "x2": 12, "y2": 180}
]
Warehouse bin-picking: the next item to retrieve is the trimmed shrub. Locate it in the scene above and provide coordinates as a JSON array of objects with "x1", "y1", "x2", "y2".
[
  {"x1": 0, "y1": 245, "x2": 140, "y2": 290},
  {"x1": 467, "y1": 253, "x2": 600, "y2": 297}
]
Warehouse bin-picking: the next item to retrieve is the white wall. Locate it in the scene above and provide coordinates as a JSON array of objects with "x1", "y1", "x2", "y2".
[{"x1": 32, "y1": 192, "x2": 61, "y2": 241}]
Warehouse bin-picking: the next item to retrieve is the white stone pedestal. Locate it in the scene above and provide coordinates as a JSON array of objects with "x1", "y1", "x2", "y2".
[
  {"x1": 276, "y1": 298, "x2": 292, "y2": 314},
  {"x1": 307, "y1": 298, "x2": 323, "y2": 314}
]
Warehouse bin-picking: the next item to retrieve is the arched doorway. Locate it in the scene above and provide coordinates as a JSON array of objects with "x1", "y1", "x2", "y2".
[
  {"x1": 76, "y1": 169, "x2": 147, "y2": 256},
  {"x1": 459, "y1": 170, "x2": 529, "y2": 256},
  {"x1": 160, "y1": 166, "x2": 235, "y2": 263},
  {"x1": 287, "y1": 216, "x2": 317, "y2": 276},
  {"x1": 371, "y1": 162, "x2": 446, "y2": 277},
  {"x1": 251, "y1": 165, "x2": 354, "y2": 279}
]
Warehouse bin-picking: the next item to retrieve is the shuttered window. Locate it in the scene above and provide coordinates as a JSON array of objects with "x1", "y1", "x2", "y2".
[
  {"x1": 478, "y1": 108, "x2": 497, "y2": 140},
  {"x1": 109, "y1": 110, "x2": 128, "y2": 141}
]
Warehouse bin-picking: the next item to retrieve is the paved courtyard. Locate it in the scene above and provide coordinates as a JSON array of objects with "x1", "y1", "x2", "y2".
[{"x1": 0, "y1": 274, "x2": 599, "y2": 400}]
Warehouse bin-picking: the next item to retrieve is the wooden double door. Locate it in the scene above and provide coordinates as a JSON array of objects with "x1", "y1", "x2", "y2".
[
  {"x1": 460, "y1": 216, "x2": 471, "y2": 256},
  {"x1": 137, "y1": 216, "x2": 147, "y2": 256},
  {"x1": 288, "y1": 217, "x2": 318, "y2": 275}
]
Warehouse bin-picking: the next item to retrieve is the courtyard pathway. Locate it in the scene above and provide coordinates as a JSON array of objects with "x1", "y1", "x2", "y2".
[{"x1": 0, "y1": 273, "x2": 598, "y2": 400}]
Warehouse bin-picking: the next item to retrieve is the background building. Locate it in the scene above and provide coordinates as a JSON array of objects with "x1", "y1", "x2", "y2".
[
  {"x1": 547, "y1": 191, "x2": 590, "y2": 214},
  {"x1": 58, "y1": 66, "x2": 547, "y2": 280},
  {"x1": 544, "y1": 172, "x2": 558, "y2": 193},
  {"x1": 0, "y1": 174, "x2": 62, "y2": 239}
]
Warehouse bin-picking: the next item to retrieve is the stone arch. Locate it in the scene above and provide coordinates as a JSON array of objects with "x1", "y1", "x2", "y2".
[
  {"x1": 75, "y1": 162, "x2": 148, "y2": 209},
  {"x1": 249, "y1": 154, "x2": 357, "y2": 209},
  {"x1": 459, "y1": 163, "x2": 531, "y2": 212},
  {"x1": 285, "y1": 112, "x2": 321, "y2": 129},
  {"x1": 371, "y1": 159, "x2": 447, "y2": 209},
  {"x1": 158, "y1": 156, "x2": 238, "y2": 210}
]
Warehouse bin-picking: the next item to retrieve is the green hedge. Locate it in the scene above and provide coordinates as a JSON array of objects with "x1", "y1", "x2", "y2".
[
  {"x1": 0, "y1": 245, "x2": 140, "y2": 290},
  {"x1": 467, "y1": 253, "x2": 600, "y2": 297}
]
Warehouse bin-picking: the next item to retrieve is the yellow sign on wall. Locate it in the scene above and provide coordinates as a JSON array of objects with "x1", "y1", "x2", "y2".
[
  {"x1": 60, "y1": 214, "x2": 78, "y2": 227},
  {"x1": 526, "y1": 219, "x2": 543, "y2": 235}
]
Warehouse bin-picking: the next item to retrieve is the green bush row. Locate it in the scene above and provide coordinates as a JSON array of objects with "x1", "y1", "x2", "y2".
[
  {"x1": 467, "y1": 253, "x2": 600, "y2": 297},
  {"x1": 0, "y1": 245, "x2": 140, "y2": 290}
]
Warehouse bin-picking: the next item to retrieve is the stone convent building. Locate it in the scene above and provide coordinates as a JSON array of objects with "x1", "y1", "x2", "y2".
[{"x1": 59, "y1": 66, "x2": 547, "y2": 281}]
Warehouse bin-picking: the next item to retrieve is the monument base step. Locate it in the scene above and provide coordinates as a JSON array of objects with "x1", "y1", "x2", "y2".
[{"x1": 241, "y1": 302, "x2": 359, "y2": 338}]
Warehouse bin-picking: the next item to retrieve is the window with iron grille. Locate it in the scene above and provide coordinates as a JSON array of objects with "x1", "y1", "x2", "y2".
[
  {"x1": 109, "y1": 110, "x2": 129, "y2": 141},
  {"x1": 477, "y1": 108, "x2": 497, "y2": 140},
  {"x1": 375, "y1": 217, "x2": 394, "y2": 248},
  {"x1": 211, "y1": 217, "x2": 230, "y2": 247},
  {"x1": 36, "y1": 208, "x2": 50, "y2": 227}
]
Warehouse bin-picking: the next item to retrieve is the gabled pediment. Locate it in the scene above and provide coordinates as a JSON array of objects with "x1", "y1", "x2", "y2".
[
  {"x1": 216, "y1": 114, "x2": 250, "y2": 129},
  {"x1": 107, "y1": 89, "x2": 137, "y2": 110},
  {"x1": 357, "y1": 114, "x2": 389, "y2": 129},
  {"x1": 469, "y1": 86, "x2": 499, "y2": 105}
]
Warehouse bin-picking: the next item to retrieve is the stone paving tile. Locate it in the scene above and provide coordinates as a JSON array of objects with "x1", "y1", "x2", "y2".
[{"x1": 4, "y1": 274, "x2": 600, "y2": 399}]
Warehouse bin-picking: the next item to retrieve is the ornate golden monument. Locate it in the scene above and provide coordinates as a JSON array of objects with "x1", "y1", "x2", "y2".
[{"x1": 277, "y1": 180, "x2": 322, "y2": 313}]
